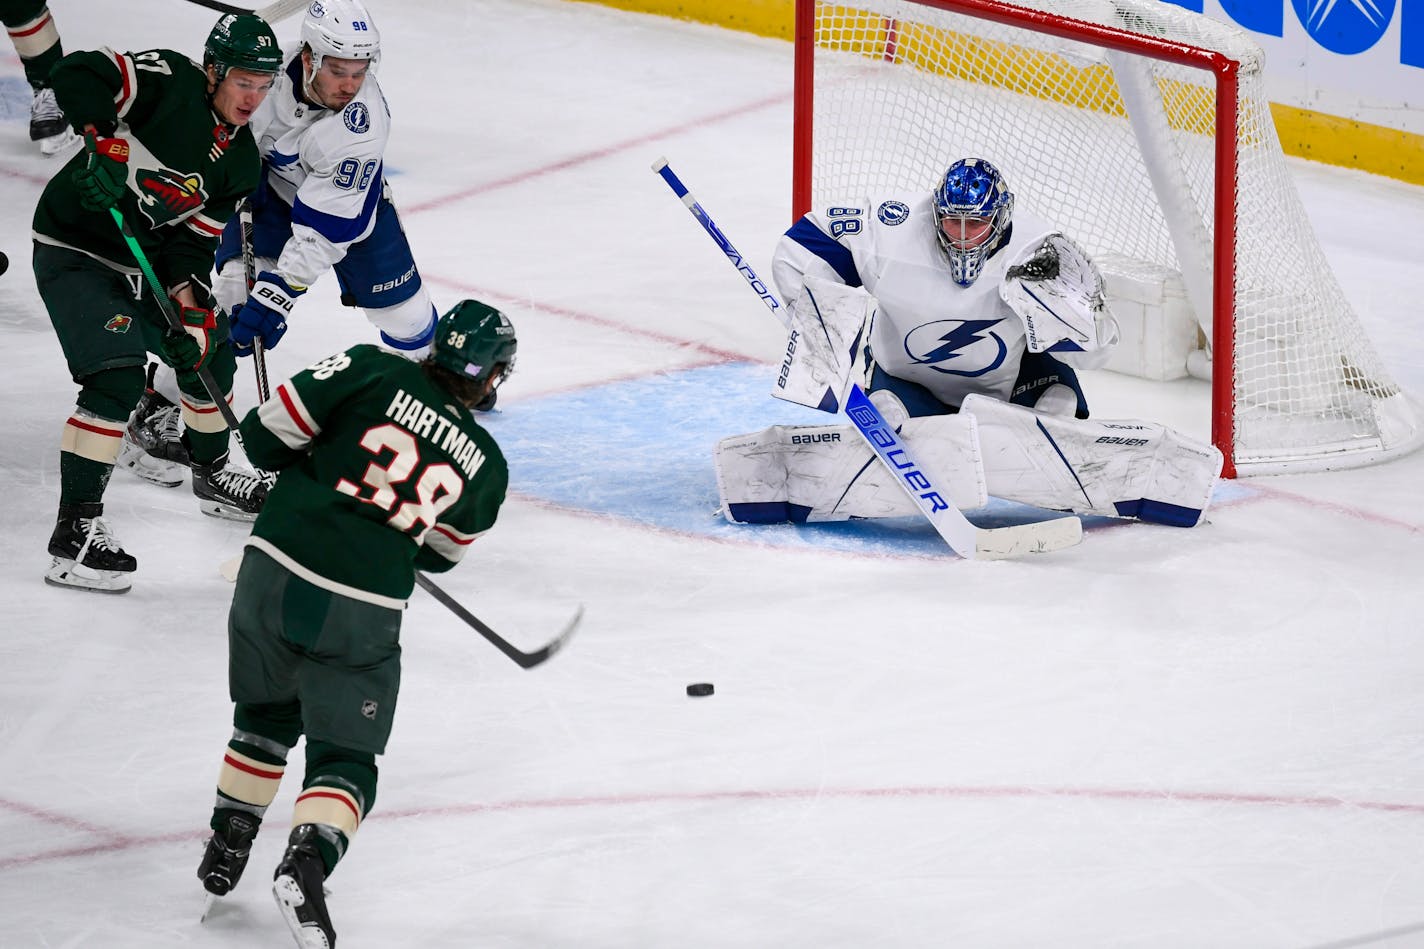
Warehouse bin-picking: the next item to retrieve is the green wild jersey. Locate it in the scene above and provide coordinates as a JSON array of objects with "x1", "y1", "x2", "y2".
[
  {"x1": 240, "y1": 345, "x2": 509, "y2": 606},
  {"x1": 32, "y1": 47, "x2": 261, "y2": 291}
]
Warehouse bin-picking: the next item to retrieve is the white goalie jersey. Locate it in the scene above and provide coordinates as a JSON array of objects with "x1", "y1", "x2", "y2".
[
  {"x1": 771, "y1": 193, "x2": 1116, "y2": 409},
  {"x1": 249, "y1": 54, "x2": 392, "y2": 290}
]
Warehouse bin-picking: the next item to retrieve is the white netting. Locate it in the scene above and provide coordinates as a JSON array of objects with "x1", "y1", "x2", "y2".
[{"x1": 803, "y1": 0, "x2": 1420, "y2": 473}]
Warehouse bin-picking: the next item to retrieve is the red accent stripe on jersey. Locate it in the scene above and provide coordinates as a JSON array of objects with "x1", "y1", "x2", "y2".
[
  {"x1": 296, "y1": 790, "x2": 361, "y2": 822},
  {"x1": 278, "y1": 385, "x2": 315, "y2": 438},
  {"x1": 187, "y1": 216, "x2": 223, "y2": 237},
  {"x1": 111, "y1": 52, "x2": 132, "y2": 111},
  {"x1": 223, "y1": 754, "x2": 284, "y2": 780},
  {"x1": 8, "y1": 14, "x2": 53, "y2": 38},
  {"x1": 431, "y1": 524, "x2": 474, "y2": 547},
  {"x1": 64, "y1": 417, "x2": 122, "y2": 438}
]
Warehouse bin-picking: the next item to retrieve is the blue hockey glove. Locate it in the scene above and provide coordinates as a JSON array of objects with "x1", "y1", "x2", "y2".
[{"x1": 230, "y1": 271, "x2": 304, "y2": 356}]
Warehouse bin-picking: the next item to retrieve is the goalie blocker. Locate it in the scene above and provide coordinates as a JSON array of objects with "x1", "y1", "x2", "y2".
[{"x1": 716, "y1": 394, "x2": 1222, "y2": 528}]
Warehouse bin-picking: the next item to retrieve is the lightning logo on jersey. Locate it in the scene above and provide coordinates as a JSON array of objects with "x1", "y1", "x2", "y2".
[{"x1": 904, "y1": 319, "x2": 1007, "y2": 376}]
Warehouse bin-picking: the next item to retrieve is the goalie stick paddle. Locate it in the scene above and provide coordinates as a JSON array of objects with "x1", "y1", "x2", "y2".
[
  {"x1": 180, "y1": 0, "x2": 309, "y2": 22},
  {"x1": 649, "y1": 158, "x2": 1083, "y2": 561},
  {"x1": 111, "y1": 208, "x2": 581, "y2": 662}
]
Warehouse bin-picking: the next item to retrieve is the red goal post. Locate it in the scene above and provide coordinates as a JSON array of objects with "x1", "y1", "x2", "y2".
[{"x1": 792, "y1": 0, "x2": 1422, "y2": 477}]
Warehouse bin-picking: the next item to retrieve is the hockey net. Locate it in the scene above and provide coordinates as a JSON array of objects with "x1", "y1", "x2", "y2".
[{"x1": 793, "y1": 0, "x2": 1422, "y2": 475}]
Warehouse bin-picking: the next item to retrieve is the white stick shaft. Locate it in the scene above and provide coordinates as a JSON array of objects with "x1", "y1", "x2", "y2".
[{"x1": 256, "y1": 0, "x2": 309, "y2": 23}]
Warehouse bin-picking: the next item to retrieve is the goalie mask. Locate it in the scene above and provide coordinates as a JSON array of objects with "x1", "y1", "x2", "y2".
[
  {"x1": 302, "y1": 0, "x2": 381, "y2": 73},
  {"x1": 433, "y1": 300, "x2": 518, "y2": 398},
  {"x1": 933, "y1": 158, "x2": 1015, "y2": 288}
]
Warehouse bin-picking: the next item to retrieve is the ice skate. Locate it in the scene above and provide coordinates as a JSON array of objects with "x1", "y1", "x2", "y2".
[
  {"x1": 118, "y1": 388, "x2": 188, "y2": 487},
  {"x1": 198, "y1": 810, "x2": 261, "y2": 897},
  {"x1": 128, "y1": 389, "x2": 191, "y2": 466},
  {"x1": 192, "y1": 454, "x2": 268, "y2": 521},
  {"x1": 272, "y1": 825, "x2": 335, "y2": 949},
  {"x1": 29, "y1": 87, "x2": 78, "y2": 156},
  {"x1": 44, "y1": 504, "x2": 137, "y2": 594},
  {"x1": 116, "y1": 432, "x2": 185, "y2": 488}
]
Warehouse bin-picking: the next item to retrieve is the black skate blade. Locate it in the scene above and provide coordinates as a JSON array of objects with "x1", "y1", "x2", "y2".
[{"x1": 200, "y1": 893, "x2": 218, "y2": 923}]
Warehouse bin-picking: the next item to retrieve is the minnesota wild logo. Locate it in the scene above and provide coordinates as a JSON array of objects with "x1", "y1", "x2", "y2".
[
  {"x1": 104, "y1": 314, "x2": 133, "y2": 334},
  {"x1": 134, "y1": 167, "x2": 208, "y2": 227}
]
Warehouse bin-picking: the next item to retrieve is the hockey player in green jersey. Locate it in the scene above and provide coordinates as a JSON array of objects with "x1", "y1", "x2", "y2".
[
  {"x1": 33, "y1": 13, "x2": 282, "y2": 594},
  {"x1": 196, "y1": 300, "x2": 514, "y2": 948}
]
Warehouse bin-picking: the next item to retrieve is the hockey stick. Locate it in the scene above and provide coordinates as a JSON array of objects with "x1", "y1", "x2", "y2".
[
  {"x1": 650, "y1": 158, "x2": 1083, "y2": 560},
  {"x1": 414, "y1": 574, "x2": 583, "y2": 669},
  {"x1": 109, "y1": 207, "x2": 246, "y2": 433},
  {"x1": 180, "y1": 0, "x2": 310, "y2": 22},
  {"x1": 112, "y1": 207, "x2": 578, "y2": 665},
  {"x1": 237, "y1": 199, "x2": 271, "y2": 403}
]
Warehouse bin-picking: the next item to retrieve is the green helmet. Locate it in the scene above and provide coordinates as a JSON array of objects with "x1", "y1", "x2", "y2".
[
  {"x1": 432, "y1": 300, "x2": 518, "y2": 392},
  {"x1": 204, "y1": 13, "x2": 282, "y2": 81}
]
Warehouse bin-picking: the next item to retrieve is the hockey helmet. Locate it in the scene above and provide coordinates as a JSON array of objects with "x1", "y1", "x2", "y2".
[
  {"x1": 932, "y1": 158, "x2": 1015, "y2": 287},
  {"x1": 432, "y1": 300, "x2": 518, "y2": 396},
  {"x1": 203, "y1": 13, "x2": 282, "y2": 82},
  {"x1": 302, "y1": 0, "x2": 381, "y2": 73}
]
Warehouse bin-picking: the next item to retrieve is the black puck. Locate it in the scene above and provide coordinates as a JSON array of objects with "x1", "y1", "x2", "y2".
[
  {"x1": 686, "y1": 682, "x2": 714, "y2": 697},
  {"x1": 0, "y1": 250, "x2": 8, "y2": 277}
]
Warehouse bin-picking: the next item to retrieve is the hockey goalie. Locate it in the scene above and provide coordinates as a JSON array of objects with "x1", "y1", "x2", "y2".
[{"x1": 716, "y1": 158, "x2": 1223, "y2": 528}]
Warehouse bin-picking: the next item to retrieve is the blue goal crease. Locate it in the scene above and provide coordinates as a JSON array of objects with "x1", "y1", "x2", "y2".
[{"x1": 488, "y1": 362, "x2": 1248, "y2": 556}]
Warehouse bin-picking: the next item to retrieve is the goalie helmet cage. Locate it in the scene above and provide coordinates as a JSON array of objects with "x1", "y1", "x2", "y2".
[{"x1": 791, "y1": 0, "x2": 1423, "y2": 477}]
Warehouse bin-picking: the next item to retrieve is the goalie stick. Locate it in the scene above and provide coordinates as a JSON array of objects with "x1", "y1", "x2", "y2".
[
  {"x1": 649, "y1": 159, "x2": 1083, "y2": 560},
  {"x1": 180, "y1": 0, "x2": 309, "y2": 22},
  {"x1": 110, "y1": 208, "x2": 580, "y2": 667}
]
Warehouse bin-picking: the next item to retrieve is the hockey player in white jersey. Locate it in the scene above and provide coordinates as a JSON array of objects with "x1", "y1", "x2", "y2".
[
  {"x1": 213, "y1": 0, "x2": 439, "y2": 362},
  {"x1": 120, "y1": 1, "x2": 452, "y2": 487},
  {"x1": 716, "y1": 158, "x2": 1224, "y2": 529}
]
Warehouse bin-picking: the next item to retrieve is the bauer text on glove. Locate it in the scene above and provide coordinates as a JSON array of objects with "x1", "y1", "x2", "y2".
[{"x1": 229, "y1": 272, "x2": 304, "y2": 355}]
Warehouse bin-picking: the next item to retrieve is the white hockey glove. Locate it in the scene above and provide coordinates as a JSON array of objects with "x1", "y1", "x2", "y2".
[
  {"x1": 773, "y1": 276, "x2": 875, "y2": 414},
  {"x1": 1000, "y1": 233, "x2": 1117, "y2": 354}
]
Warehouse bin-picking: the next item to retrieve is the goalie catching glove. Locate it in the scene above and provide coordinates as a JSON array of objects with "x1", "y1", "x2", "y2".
[
  {"x1": 230, "y1": 271, "x2": 305, "y2": 355},
  {"x1": 1000, "y1": 233, "x2": 1118, "y2": 356}
]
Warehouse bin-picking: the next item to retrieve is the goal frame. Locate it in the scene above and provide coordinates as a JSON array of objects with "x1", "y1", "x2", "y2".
[{"x1": 792, "y1": 0, "x2": 1250, "y2": 473}]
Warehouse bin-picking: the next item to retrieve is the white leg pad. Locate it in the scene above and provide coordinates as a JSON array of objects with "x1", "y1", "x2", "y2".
[
  {"x1": 962, "y1": 393, "x2": 1223, "y2": 526},
  {"x1": 715, "y1": 415, "x2": 987, "y2": 523}
]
